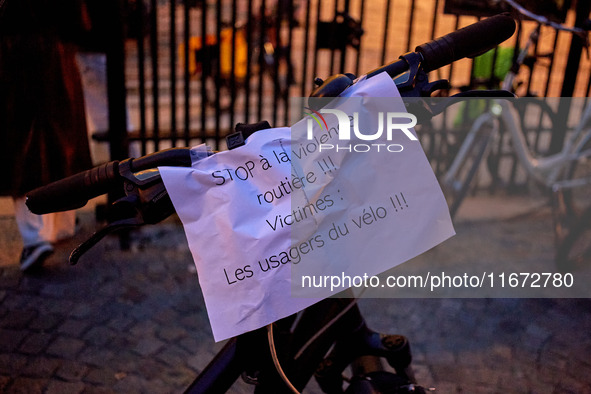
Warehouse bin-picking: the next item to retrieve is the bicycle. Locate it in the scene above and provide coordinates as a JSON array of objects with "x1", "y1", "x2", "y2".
[
  {"x1": 440, "y1": 0, "x2": 591, "y2": 271},
  {"x1": 26, "y1": 14, "x2": 515, "y2": 393}
]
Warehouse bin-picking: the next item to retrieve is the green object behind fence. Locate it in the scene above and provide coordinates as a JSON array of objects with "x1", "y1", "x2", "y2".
[{"x1": 472, "y1": 46, "x2": 515, "y2": 82}]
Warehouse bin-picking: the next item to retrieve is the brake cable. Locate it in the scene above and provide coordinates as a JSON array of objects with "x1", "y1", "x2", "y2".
[
  {"x1": 267, "y1": 323, "x2": 300, "y2": 394},
  {"x1": 266, "y1": 296, "x2": 362, "y2": 392}
]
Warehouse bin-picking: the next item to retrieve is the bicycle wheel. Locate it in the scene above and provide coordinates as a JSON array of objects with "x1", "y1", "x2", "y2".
[
  {"x1": 555, "y1": 133, "x2": 591, "y2": 270},
  {"x1": 443, "y1": 113, "x2": 498, "y2": 218},
  {"x1": 486, "y1": 98, "x2": 559, "y2": 191}
]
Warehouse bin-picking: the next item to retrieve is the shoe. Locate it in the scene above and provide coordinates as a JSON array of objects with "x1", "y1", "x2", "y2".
[{"x1": 20, "y1": 242, "x2": 54, "y2": 272}]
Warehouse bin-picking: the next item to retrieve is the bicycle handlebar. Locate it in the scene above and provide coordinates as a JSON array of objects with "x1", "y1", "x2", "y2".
[
  {"x1": 26, "y1": 148, "x2": 193, "y2": 215},
  {"x1": 501, "y1": 0, "x2": 589, "y2": 37},
  {"x1": 415, "y1": 13, "x2": 516, "y2": 73},
  {"x1": 26, "y1": 162, "x2": 120, "y2": 214}
]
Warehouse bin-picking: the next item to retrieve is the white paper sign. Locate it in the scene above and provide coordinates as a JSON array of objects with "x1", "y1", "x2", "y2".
[{"x1": 160, "y1": 72, "x2": 455, "y2": 341}]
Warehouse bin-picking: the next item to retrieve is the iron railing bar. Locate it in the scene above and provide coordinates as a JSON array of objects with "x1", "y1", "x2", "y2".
[
  {"x1": 543, "y1": 31, "x2": 560, "y2": 97},
  {"x1": 300, "y1": 0, "x2": 312, "y2": 98},
  {"x1": 432, "y1": 0, "x2": 447, "y2": 178},
  {"x1": 230, "y1": 0, "x2": 238, "y2": 128},
  {"x1": 406, "y1": 0, "x2": 415, "y2": 52},
  {"x1": 380, "y1": 0, "x2": 392, "y2": 66},
  {"x1": 245, "y1": 0, "x2": 253, "y2": 123},
  {"x1": 329, "y1": 0, "x2": 338, "y2": 76},
  {"x1": 137, "y1": 0, "x2": 147, "y2": 155},
  {"x1": 526, "y1": 24, "x2": 540, "y2": 96},
  {"x1": 200, "y1": 1, "x2": 207, "y2": 144},
  {"x1": 312, "y1": 0, "x2": 321, "y2": 94},
  {"x1": 430, "y1": 0, "x2": 439, "y2": 40},
  {"x1": 214, "y1": 0, "x2": 222, "y2": 149},
  {"x1": 150, "y1": 0, "x2": 160, "y2": 151},
  {"x1": 284, "y1": 0, "x2": 294, "y2": 126},
  {"x1": 183, "y1": 0, "x2": 190, "y2": 146},
  {"x1": 338, "y1": 0, "x2": 349, "y2": 74},
  {"x1": 354, "y1": 0, "x2": 365, "y2": 77},
  {"x1": 170, "y1": 0, "x2": 177, "y2": 147},
  {"x1": 272, "y1": 0, "x2": 283, "y2": 126},
  {"x1": 257, "y1": 0, "x2": 266, "y2": 122}
]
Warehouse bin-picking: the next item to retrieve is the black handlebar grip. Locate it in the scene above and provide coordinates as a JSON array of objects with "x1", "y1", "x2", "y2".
[
  {"x1": 416, "y1": 13, "x2": 516, "y2": 73},
  {"x1": 26, "y1": 161, "x2": 119, "y2": 214}
]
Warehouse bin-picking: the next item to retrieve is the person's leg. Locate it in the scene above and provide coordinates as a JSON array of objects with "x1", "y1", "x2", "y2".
[
  {"x1": 13, "y1": 197, "x2": 54, "y2": 271},
  {"x1": 40, "y1": 209, "x2": 76, "y2": 244}
]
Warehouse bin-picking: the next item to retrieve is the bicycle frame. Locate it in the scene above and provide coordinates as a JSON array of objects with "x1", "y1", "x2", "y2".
[
  {"x1": 496, "y1": 99, "x2": 591, "y2": 189},
  {"x1": 183, "y1": 298, "x2": 418, "y2": 393},
  {"x1": 443, "y1": 98, "x2": 591, "y2": 202},
  {"x1": 444, "y1": 0, "x2": 591, "y2": 205}
]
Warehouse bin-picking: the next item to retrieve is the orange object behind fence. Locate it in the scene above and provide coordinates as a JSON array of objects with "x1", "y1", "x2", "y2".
[{"x1": 178, "y1": 26, "x2": 248, "y2": 81}]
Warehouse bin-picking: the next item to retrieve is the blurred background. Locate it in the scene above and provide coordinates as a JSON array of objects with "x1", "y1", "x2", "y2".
[
  {"x1": 1, "y1": 1, "x2": 591, "y2": 392},
  {"x1": 83, "y1": 0, "x2": 591, "y2": 193}
]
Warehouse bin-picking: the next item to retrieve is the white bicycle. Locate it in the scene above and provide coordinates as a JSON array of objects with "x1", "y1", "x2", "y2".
[{"x1": 441, "y1": 0, "x2": 591, "y2": 270}]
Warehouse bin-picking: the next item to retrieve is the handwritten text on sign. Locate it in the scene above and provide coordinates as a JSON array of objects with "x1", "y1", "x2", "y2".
[{"x1": 160, "y1": 72, "x2": 454, "y2": 341}]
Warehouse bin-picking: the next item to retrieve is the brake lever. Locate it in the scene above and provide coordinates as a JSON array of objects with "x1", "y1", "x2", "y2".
[
  {"x1": 405, "y1": 89, "x2": 516, "y2": 123},
  {"x1": 70, "y1": 158, "x2": 177, "y2": 264},
  {"x1": 71, "y1": 123, "x2": 272, "y2": 264},
  {"x1": 69, "y1": 216, "x2": 144, "y2": 265},
  {"x1": 69, "y1": 182, "x2": 173, "y2": 265},
  {"x1": 309, "y1": 52, "x2": 452, "y2": 103}
]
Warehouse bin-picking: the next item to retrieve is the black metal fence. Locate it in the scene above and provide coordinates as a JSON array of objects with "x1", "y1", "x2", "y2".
[{"x1": 100, "y1": 0, "x2": 590, "y2": 189}]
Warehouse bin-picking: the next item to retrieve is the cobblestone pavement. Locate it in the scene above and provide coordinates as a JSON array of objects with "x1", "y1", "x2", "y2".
[{"x1": 1, "y1": 198, "x2": 591, "y2": 393}]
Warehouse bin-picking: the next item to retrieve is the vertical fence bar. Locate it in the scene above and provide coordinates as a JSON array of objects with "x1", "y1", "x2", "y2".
[
  {"x1": 106, "y1": 0, "x2": 128, "y2": 160},
  {"x1": 406, "y1": 0, "x2": 415, "y2": 52},
  {"x1": 300, "y1": 0, "x2": 312, "y2": 98},
  {"x1": 482, "y1": 44, "x2": 498, "y2": 89},
  {"x1": 507, "y1": 20, "x2": 523, "y2": 189},
  {"x1": 553, "y1": 0, "x2": 591, "y2": 153},
  {"x1": 170, "y1": 0, "x2": 177, "y2": 146},
  {"x1": 512, "y1": 20, "x2": 523, "y2": 72},
  {"x1": 284, "y1": 0, "x2": 294, "y2": 125},
  {"x1": 431, "y1": 0, "x2": 447, "y2": 178},
  {"x1": 355, "y1": 0, "x2": 365, "y2": 76},
  {"x1": 200, "y1": 1, "x2": 207, "y2": 144},
  {"x1": 257, "y1": 0, "x2": 266, "y2": 122},
  {"x1": 380, "y1": 0, "x2": 392, "y2": 66},
  {"x1": 328, "y1": 0, "x2": 338, "y2": 76},
  {"x1": 272, "y1": 0, "x2": 282, "y2": 126},
  {"x1": 312, "y1": 0, "x2": 321, "y2": 90},
  {"x1": 430, "y1": 0, "x2": 439, "y2": 40},
  {"x1": 106, "y1": 0, "x2": 130, "y2": 249},
  {"x1": 245, "y1": 0, "x2": 253, "y2": 123},
  {"x1": 338, "y1": 0, "x2": 349, "y2": 74},
  {"x1": 525, "y1": 28, "x2": 539, "y2": 95},
  {"x1": 183, "y1": 0, "x2": 190, "y2": 146},
  {"x1": 230, "y1": 0, "x2": 237, "y2": 128},
  {"x1": 543, "y1": 33, "x2": 560, "y2": 97},
  {"x1": 560, "y1": 0, "x2": 591, "y2": 97},
  {"x1": 214, "y1": 0, "x2": 222, "y2": 147},
  {"x1": 137, "y1": 0, "x2": 147, "y2": 155},
  {"x1": 150, "y1": 0, "x2": 159, "y2": 151}
]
